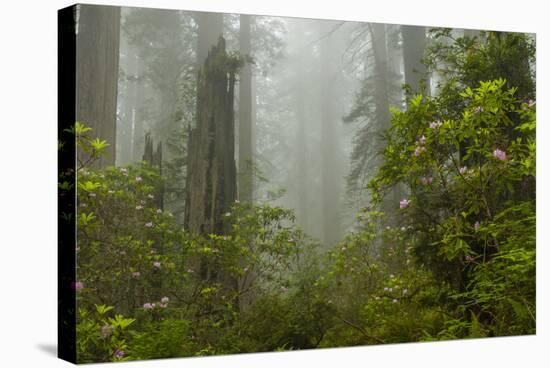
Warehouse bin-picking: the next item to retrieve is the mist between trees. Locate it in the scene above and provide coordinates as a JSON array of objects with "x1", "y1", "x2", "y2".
[{"x1": 66, "y1": 4, "x2": 536, "y2": 362}]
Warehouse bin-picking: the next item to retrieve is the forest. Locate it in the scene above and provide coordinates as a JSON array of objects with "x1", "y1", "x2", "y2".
[{"x1": 60, "y1": 4, "x2": 536, "y2": 363}]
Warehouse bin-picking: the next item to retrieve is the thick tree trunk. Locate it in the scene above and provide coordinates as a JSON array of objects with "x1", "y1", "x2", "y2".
[
  {"x1": 184, "y1": 37, "x2": 237, "y2": 236},
  {"x1": 238, "y1": 14, "x2": 254, "y2": 203},
  {"x1": 76, "y1": 4, "x2": 120, "y2": 167},
  {"x1": 319, "y1": 22, "x2": 341, "y2": 246},
  {"x1": 402, "y1": 25, "x2": 430, "y2": 96}
]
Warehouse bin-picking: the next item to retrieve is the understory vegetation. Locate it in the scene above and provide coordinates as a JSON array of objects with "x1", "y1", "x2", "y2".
[{"x1": 63, "y1": 23, "x2": 535, "y2": 363}]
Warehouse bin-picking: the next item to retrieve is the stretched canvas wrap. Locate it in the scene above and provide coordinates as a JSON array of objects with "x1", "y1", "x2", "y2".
[{"x1": 58, "y1": 3, "x2": 536, "y2": 364}]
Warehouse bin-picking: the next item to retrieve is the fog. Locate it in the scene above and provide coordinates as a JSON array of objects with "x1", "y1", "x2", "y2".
[
  {"x1": 67, "y1": 5, "x2": 536, "y2": 360},
  {"x1": 101, "y1": 7, "x2": 433, "y2": 247}
]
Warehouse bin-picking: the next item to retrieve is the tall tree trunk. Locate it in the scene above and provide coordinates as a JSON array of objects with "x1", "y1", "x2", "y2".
[
  {"x1": 402, "y1": 25, "x2": 430, "y2": 97},
  {"x1": 76, "y1": 4, "x2": 120, "y2": 167},
  {"x1": 385, "y1": 24, "x2": 405, "y2": 206},
  {"x1": 288, "y1": 20, "x2": 309, "y2": 235},
  {"x1": 319, "y1": 22, "x2": 341, "y2": 246},
  {"x1": 184, "y1": 37, "x2": 237, "y2": 236},
  {"x1": 238, "y1": 14, "x2": 254, "y2": 203},
  {"x1": 131, "y1": 58, "x2": 144, "y2": 163},
  {"x1": 117, "y1": 35, "x2": 136, "y2": 166},
  {"x1": 372, "y1": 24, "x2": 401, "y2": 213}
]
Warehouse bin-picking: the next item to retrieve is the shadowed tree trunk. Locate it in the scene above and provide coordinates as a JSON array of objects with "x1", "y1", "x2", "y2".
[
  {"x1": 76, "y1": 4, "x2": 120, "y2": 167},
  {"x1": 319, "y1": 22, "x2": 341, "y2": 246},
  {"x1": 184, "y1": 37, "x2": 237, "y2": 236},
  {"x1": 239, "y1": 14, "x2": 254, "y2": 203},
  {"x1": 371, "y1": 23, "x2": 401, "y2": 214}
]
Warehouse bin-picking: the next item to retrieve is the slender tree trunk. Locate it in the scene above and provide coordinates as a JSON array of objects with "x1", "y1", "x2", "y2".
[
  {"x1": 76, "y1": 4, "x2": 120, "y2": 167},
  {"x1": 238, "y1": 14, "x2": 254, "y2": 203},
  {"x1": 402, "y1": 25, "x2": 430, "y2": 97},
  {"x1": 319, "y1": 22, "x2": 341, "y2": 246},
  {"x1": 385, "y1": 24, "x2": 405, "y2": 205},
  {"x1": 131, "y1": 59, "x2": 144, "y2": 163},
  {"x1": 371, "y1": 24, "x2": 402, "y2": 213},
  {"x1": 117, "y1": 36, "x2": 136, "y2": 166}
]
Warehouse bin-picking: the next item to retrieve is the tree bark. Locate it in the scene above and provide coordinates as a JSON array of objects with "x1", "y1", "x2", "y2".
[
  {"x1": 184, "y1": 37, "x2": 237, "y2": 236},
  {"x1": 76, "y1": 4, "x2": 120, "y2": 167},
  {"x1": 402, "y1": 25, "x2": 430, "y2": 97},
  {"x1": 238, "y1": 14, "x2": 254, "y2": 203},
  {"x1": 319, "y1": 22, "x2": 341, "y2": 246},
  {"x1": 117, "y1": 35, "x2": 136, "y2": 166}
]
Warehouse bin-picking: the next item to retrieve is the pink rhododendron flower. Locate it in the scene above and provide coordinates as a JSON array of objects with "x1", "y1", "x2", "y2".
[
  {"x1": 153, "y1": 261, "x2": 161, "y2": 268},
  {"x1": 474, "y1": 221, "x2": 481, "y2": 231},
  {"x1": 135, "y1": 176, "x2": 142, "y2": 182},
  {"x1": 101, "y1": 325, "x2": 113, "y2": 338},
  {"x1": 421, "y1": 176, "x2": 433, "y2": 185},
  {"x1": 528, "y1": 99, "x2": 536, "y2": 107},
  {"x1": 493, "y1": 148, "x2": 507, "y2": 161},
  {"x1": 384, "y1": 287, "x2": 389, "y2": 291},
  {"x1": 399, "y1": 199, "x2": 411, "y2": 209},
  {"x1": 429, "y1": 120, "x2": 443, "y2": 129},
  {"x1": 161, "y1": 297, "x2": 169, "y2": 303},
  {"x1": 145, "y1": 222, "x2": 153, "y2": 228},
  {"x1": 459, "y1": 166, "x2": 468, "y2": 175},
  {"x1": 132, "y1": 272, "x2": 141, "y2": 278},
  {"x1": 148, "y1": 194, "x2": 154, "y2": 199},
  {"x1": 156, "y1": 209, "x2": 162, "y2": 214},
  {"x1": 417, "y1": 135, "x2": 426, "y2": 145},
  {"x1": 473, "y1": 106, "x2": 483, "y2": 113},
  {"x1": 113, "y1": 349, "x2": 124, "y2": 358},
  {"x1": 143, "y1": 303, "x2": 153, "y2": 310},
  {"x1": 159, "y1": 303, "x2": 167, "y2": 308},
  {"x1": 73, "y1": 281, "x2": 84, "y2": 291},
  {"x1": 136, "y1": 205, "x2": 143, "y2": 210}
]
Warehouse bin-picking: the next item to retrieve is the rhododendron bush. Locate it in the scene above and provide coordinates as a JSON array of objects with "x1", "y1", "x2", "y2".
[{"x1": 67, "y1": 28, "x2": 535, "y2": 362}]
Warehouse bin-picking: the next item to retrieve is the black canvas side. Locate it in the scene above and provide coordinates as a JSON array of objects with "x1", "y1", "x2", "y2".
[{"x1": 58, "y1": 4, "x2": 77, "y2": 364}]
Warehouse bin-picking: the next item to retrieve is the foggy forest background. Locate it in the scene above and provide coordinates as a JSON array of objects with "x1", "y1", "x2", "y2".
[{"x1": 62, "y1": 4, "x2": 536, "y2": 363}]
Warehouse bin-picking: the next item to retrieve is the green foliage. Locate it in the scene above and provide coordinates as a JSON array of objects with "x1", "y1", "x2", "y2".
[
  {"x1": 73, "y1": 25, "x2": 536, "y2": 361},
  {"x1": 76, "y1": 304, "x2": 135, "y2": 363}
]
